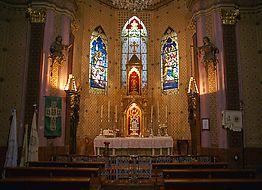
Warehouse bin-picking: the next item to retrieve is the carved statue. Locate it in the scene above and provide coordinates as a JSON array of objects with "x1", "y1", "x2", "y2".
[
  {"x1": 198, "y1": 36, "x2": 219, "y2": 72},
  {"x1": 49, "y1": 35, "x2": 71, "y2": 76}
]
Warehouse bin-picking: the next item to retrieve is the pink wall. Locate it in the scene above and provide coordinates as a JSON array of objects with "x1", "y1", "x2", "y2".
[
  {"x1": 196, "y1": 15, "x2": 210, "y2": 148},
  {"x1": 213, "y1": 11, "x2": 227, "y2": 149},
  {"x1": 197, "y1": 12, "x2": 227, "y2": 149},
  {"x1": 38, "y1": 10, "x2": 71, "y2": 147}
]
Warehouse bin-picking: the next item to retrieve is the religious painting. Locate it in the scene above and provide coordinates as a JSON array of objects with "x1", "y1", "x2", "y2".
[
  {"x1": 161, "y1": 27, "x2": 179, "y2": 95},
  {"x1": 44, "y1": 96, "x2": 62, "y2": 138},
  {"x1": 128, "y1": 67, "x2": 140, "y2": 95},
  {"x1": 127, "y1": 103, "x2": 142, "y2": 136},
  {"x1": 121, "y1": 16, "x2": 147, "y2": 88},
  {"x1": 89, "y1": 26, "x2": 108, "y2": 95}
]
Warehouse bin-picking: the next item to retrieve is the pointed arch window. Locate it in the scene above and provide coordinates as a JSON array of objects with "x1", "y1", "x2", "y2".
[
  {"x1": 121, "y1": 16, "x2": 148, "y2": 88},
  {"x1": 89, "y1": 26, "x2": 108, "y2": 95},
  {"x1": 161, "y1": 27, "x2": 179, "y2": 95}
]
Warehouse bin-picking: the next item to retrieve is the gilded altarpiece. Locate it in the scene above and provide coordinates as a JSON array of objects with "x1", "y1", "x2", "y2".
[{"x1": 122, "y1": 54, "x2": 147, "y2": 137}]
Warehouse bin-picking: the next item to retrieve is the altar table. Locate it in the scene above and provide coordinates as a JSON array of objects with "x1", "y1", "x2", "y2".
[{"x1": 93, "y1": 137, "x2": 173, "y2": 156}]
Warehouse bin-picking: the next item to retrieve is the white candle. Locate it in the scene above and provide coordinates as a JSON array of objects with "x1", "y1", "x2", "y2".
[
  {"x1": 108, "y1": 101, "x2": 110, "y2": 122},
  {"x1": 101, "y1": 105, "x2": 103, "y2": 120},
  {"x1": 115, "y1": 105, "x2": 117, "y2": 122},
  {"x1": 157, "y1": 101, "x2": 160, "y2": 122},
  {"x1": 150, "y1": 105, "x2": 153, "y2": 123},
  {"x1": 165, "y1": 105, "x2": 168, "y2": 123}
]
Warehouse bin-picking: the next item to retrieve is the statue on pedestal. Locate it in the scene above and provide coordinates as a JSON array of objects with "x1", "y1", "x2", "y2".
[
  {"x1": 49, "y1": 35, "x2": 71, "y2": 76},
  {"x1": 198, "y1": 36, "x2": 219, "y2": 72}
]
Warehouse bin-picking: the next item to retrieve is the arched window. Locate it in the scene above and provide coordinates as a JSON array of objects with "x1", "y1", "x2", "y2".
[
  {"x1": 161, "y1": 27, "x2": 179, "y2": 95},
  {"x1": 89, "y1": 26, "x2": 108, "y2": 95},
  {"x1": 121, "y1": 16, "x2": 148, "y2": 88}
]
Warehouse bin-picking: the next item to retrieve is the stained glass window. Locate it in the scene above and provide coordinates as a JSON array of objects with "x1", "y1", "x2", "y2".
[
  {"x1": 161, "y1": 27, "x2": 179, "y2": 95},
  {"x1": 121, "y1": 16, "x2": 148, "y2": 88},
  {"x1": 89, "y1": 26, "x2": 108, "y2": 95}
]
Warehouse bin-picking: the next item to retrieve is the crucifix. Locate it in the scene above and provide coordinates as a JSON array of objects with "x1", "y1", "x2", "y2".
[
  {"x1": 130, "y1": 41, "x2": 139, "y2": 54},
  {"x1": 45, "y1": 101, "x2": 61, "y2": 131}
]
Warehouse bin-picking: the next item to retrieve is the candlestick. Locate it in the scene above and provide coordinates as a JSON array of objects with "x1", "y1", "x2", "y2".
[
  {"x1": 165, "y1": 105, "x2": 168, "y2": 123},
  {"x1": 108, "y1": 101, "x2": 110, "y2": 122},
  {"x1": 150, "y1": 105, "x2": 153, "y2": 123},
  {"x1": 115, "y1": 105, "x2": 117, "y2": 123},
  {"x1": 101, "y1": 105, "x2": 103, "y2": 122},
  {"x1": 157, "y1": 101, "x2": 159, "y2": 122}
]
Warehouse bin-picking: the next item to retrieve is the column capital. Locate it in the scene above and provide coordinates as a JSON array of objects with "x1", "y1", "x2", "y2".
[
  {"x1": 220, "y1": 8, "x2": 240, "y2": 25},
  {"x1": 26, "y1": 6, "x2": 46, "y2": 24},
  {"x1": 71, "y1": 19, "x2": 80, "y2": 34}
]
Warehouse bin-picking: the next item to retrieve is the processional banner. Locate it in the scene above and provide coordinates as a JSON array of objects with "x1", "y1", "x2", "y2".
[{"x1": 44, "y1": 96, "x2": 62, "y2": 138}]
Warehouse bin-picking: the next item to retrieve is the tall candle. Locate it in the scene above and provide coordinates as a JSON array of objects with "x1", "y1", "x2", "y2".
[
  {"x1": 108, "y1": 101, "x2": 110, "y2": 122},
  {"x1": 150, "y1": 105, "x2": 153, "y2": 123},
  {"x1": 157, "y1": 101, "x2": 160, "y2": 122},
  {"x1": 101, "y1": 105, "x2": 103, "y2": 120},
  {"x1": 115, "y1": 105, "x2": 117, "y2": 122},
  {"x1": 165, "y1": 105, "x2": 168, "y2": 123}
]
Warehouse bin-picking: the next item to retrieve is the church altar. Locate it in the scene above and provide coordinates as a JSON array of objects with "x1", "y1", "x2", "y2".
[{"x1": 94, "y1": 136, "x2": 173, "y2": 156}]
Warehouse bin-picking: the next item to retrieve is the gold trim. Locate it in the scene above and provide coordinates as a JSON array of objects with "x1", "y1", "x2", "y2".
[
  {"x1": 71, "y1": 19, "x2": 79, "y2": 33},
  {"x1": 127, "y1": 67, "x2": 141, "y2": 95},
  {"x1": 124, "y1": 102, "x2": 144, "y2": 137},
  {"x1": 188, "y1": 17, "x2": 196, "y2": 32},
  {"x1": 26, "y1": 6, "x2": 46, "y2": 23},
  {"x1": 220, "y1": 8, "x2": 240, "y2": 25}
]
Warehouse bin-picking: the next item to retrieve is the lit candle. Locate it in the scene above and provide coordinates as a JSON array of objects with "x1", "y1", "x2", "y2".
[
  {"x1": 165, "y1": 105, "x2": 168, "y2": 123},
  {"x1": 115, "y1": 105, "x2": 117, "y2": 123},
  {"x1": 157, "y1": 101, "x2": 160, "y2": 122},
  {"x1": 108, "y1": 101, "x2": 110, "y2": 122},
  {"x1": 150, "y1": 105, "x2": 153, "y2": 123}
]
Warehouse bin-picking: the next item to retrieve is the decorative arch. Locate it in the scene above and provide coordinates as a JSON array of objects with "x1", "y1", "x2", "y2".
[
  {"x1": 127, "y1": 67, "x2": 141, "y2": 95},
  {"x1": 125, "y1": 102, "x2": 143, "y2": 137},
  {"x1": 89, "y1": 26, "x2": 108, "y2": 95},
  {"x1": 160, "y1": 27, "x2": 179, "y2": 95},
  {"x1": 121, "y1": 16, "x2": 148, "y2": 88}
]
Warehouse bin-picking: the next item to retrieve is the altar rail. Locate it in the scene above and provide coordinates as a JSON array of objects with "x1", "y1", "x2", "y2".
[
  {"x1": 50, "y1": 155, "x2": 213, "y2": 180},
  {"x1": 52, "y1": 154, "x2": 212, "y2": 163}
]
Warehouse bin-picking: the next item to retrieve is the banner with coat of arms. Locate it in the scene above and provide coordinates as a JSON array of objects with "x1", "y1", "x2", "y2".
[{"x1": 45, "y1": 96, "x2": 62, "y2": 138}]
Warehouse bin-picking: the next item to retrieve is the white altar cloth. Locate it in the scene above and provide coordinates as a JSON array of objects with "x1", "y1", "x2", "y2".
[{"x1": 94, "y1": 136, "x2": 174, "y2": 155}]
